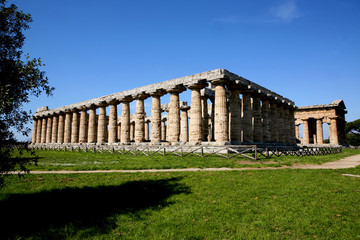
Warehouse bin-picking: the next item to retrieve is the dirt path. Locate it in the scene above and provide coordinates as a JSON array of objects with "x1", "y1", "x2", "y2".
[{"x1": 19, "y1": 154, "x2": 360, "y2": 174}]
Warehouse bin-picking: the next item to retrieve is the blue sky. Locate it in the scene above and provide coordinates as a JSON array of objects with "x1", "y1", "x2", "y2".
[{"x1": 11, "y1": 0, "x2": 360, "y2": 141}]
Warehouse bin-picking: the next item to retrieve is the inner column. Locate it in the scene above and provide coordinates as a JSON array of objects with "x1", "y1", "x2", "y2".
[
  {"x1": 180, "y1": 105, "x2": 190, "y2": 143},
  {"x1": 228, "y1": 86, "x2": 241, "y2": 144}
]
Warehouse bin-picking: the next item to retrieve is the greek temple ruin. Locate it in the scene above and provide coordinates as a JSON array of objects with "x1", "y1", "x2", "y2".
[
  {"x1": 30, "y1": 69, "x2": 345, "y2": 147},
  {"x1": 294, "y1": 100, "x2": 347, "y2": 145}
]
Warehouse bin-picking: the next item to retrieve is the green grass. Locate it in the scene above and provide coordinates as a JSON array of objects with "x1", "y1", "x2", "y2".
[
  {"x1": 10, "y1": 148, "x2": 360, "y2": 171},
  {"x1": 2, "y1": 168, "x2": 360, "y2": 239}
]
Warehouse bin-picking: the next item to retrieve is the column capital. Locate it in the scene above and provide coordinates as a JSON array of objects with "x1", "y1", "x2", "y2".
[
  {"x1": 79, "y1": 105, "x2": 88, "y2": 111},
  {"x1": 167, "y1": 84, "x2": 186, "y2": 93},
  {"x1": 71, "y1": 107, "x2": 79, "y2": 113},
  {"x1": 107, "y1": 98, "x2": 121, "y2": 105},
  {"x1": 96, "y1": 101, "x2": 108, "y2": 107},
  {"x1": 149, "y1": 89, "x2": 167, "y2": 97},
  {"x1": 209, "y1": 78, "x2": 229, "y2": 86},
  {"x1": 180, "y1": 105, "x2": 190, "y2": 111},
  {"x1": 186, "y1": 79, "x2": 208, "y2": 89},
  {"x1": 161, "y1": 103, "x2": 169, "y2": 112},
  {"x1": 134, "y1": 92, "x2": 150, "y2": 100},
  {"x1": 86, "y1": 103, "x2": 97, "y2": 109},
  {"x1": 161, "y1": 115, "x2": 167, "y2": 121}
]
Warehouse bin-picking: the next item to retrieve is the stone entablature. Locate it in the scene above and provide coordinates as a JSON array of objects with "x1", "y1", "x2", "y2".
[
  {"x1": 31, "y1": 69, "x2": 297, "y2": 146},
  {"x1": 294, "y1": 100, "x2": 347, "y2": 145},
  {"x1": 33, "y1": 69, "x2": 294, "y2": 118}
]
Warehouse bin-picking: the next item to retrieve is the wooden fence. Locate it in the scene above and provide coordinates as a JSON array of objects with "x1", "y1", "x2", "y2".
[{"x1": 28, "y1": 144, "x2": 343, "y2": 160}]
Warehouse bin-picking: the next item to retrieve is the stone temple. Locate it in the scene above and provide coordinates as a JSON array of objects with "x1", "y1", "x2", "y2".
[{"x1": 30, "y1": 69, "x2": 345, "y2": 146}]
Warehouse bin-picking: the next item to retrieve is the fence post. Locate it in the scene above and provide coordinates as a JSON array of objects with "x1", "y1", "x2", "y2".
[{"x1": 254, "y1": 145, "x2": 258, "y2": 160}]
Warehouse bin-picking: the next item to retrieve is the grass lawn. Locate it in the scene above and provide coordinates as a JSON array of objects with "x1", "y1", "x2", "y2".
[
  {"x1": 1, "y1": 167, "x2": 360, "y2": 239},
  {"x1": 10, "y1": 148, "x2": 360, "y2": 171}
]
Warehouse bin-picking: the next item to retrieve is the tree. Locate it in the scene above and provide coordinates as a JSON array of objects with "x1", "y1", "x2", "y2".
[
  {"x1": 345, "y1": 119, "x2": 360, "y2": 146},
  {"x1": 0, "y1": 0, "x2": 54, "y2": 187}
]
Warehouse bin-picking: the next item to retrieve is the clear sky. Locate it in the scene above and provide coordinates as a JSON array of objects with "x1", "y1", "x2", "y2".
[{"x1": 11, "y1": 0, "x2": 360, "y2": 141}]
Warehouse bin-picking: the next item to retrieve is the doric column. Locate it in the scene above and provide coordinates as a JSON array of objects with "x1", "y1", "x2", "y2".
[
  {"x1": 57, "y1": 113, "x2": 65, "y2": 143},
  {"x1": 269, "y1": 102, "x2": 278, "y2": 143},
  {"x1": 210, "y1": 100, "x2": 215, "y2": 141},
  {"x1": 71, "y1": 109, "x2": 79, "y2": 143},
  {"x1": 31, "y1": 118, "x2": 37, "y2": 144},
  {"x1": 41, "y1": 117, "x2": 47, "y2": 143},
  {"x1": 283, "y1": 105, "x2": 290, "y2": 144},
  {"x1": 277, "y1": 104, "x2": 285, "y2": 143},
  {"x1": 180, "y1": 105, "x2": 190, "y2": 143},
  {"x1": 161, "y1": 116, "x2": 167, "y2": 141},
  {"x1": 252, "y1": 96, "x2": 263, "y2": 143},
  {"x1": 210, "y1": 79, "x2": 228, "y2": 144},
  {"x1": 229, "y1": 88, "x2": 241, "y2": 143},
  {"x1": 316, "y1": 118, "x2": 323, "y2": 144},
  {"x1": 45, "y1": 116, "x2": 52, "y2": 144},
  {"x1": 87, "y1": 105, "x2": 97, "y2": 143},
  {"x1": 130, "y1": 120, "x2": 135, "y2": 141},
  {"x1": 145, "y1": 118, "x2": 150, "y2": 141},
  {"x1": 79, "y1": 106, "x2": 88, "y2": 143},
  {"x1": 188, "y1": 80, "x2": 208, "y2": 145},
  {"x1": 242, "y1": 92, "x2": 253, "y2": 143},
  {"x1": 302, "y1": 118, "x2": 310, "y2": 145},
  {"x1": 97, "y1": 102, "x2": 107, "y2": 144},
  {"x1": 64, "y1": 110, "x2": 72, "y2": 143},
  {"x1": 117, "y1": 122, "x2": 121, "y2": 142},
  {"x1": 201, "y1": 94, "x2": 209, "y2": 141},
  {"x1": 289, "y1": 107, "x2": 297, "y2": 144},
  {"x1": 150, "y1": 90, "x2": 166, "y2": 144},
  {"x1": 295, "y1": 124, "x2": 300, "y2": 140},
  {"x1": 120, "y1": 96, "x2": 133, "y2": 144},
  {"x1": 51, "y1": 114, "x2": 58, "y2": 143},
  {"x1": 108, "y1": 100, "x2": 119, "y2": 144},
  {"x1": 262, "y1": 99, "x2": 271, "y2": 143},
  {"x1": 134, "y1": 93, "x2": 149, "y2": 143},
  {"x1": 330, "y1": 117, "x2": 339, "y2": 145},
  {"x1": 168, "y1": 85, "x2": 185, "y2": 144},
  {"x1": 36, "y1": 118, "x2": 42, "y2": 143}
]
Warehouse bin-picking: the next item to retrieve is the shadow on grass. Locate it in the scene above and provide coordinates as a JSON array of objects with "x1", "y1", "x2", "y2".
[{"x1": 0, "y1": 177, "x2": 190, "y2": 239}]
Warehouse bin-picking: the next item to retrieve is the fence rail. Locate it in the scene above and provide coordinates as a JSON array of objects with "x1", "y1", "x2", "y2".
[{"x1": 26, "y1": 144, "x2": 343, "y2": 160}]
